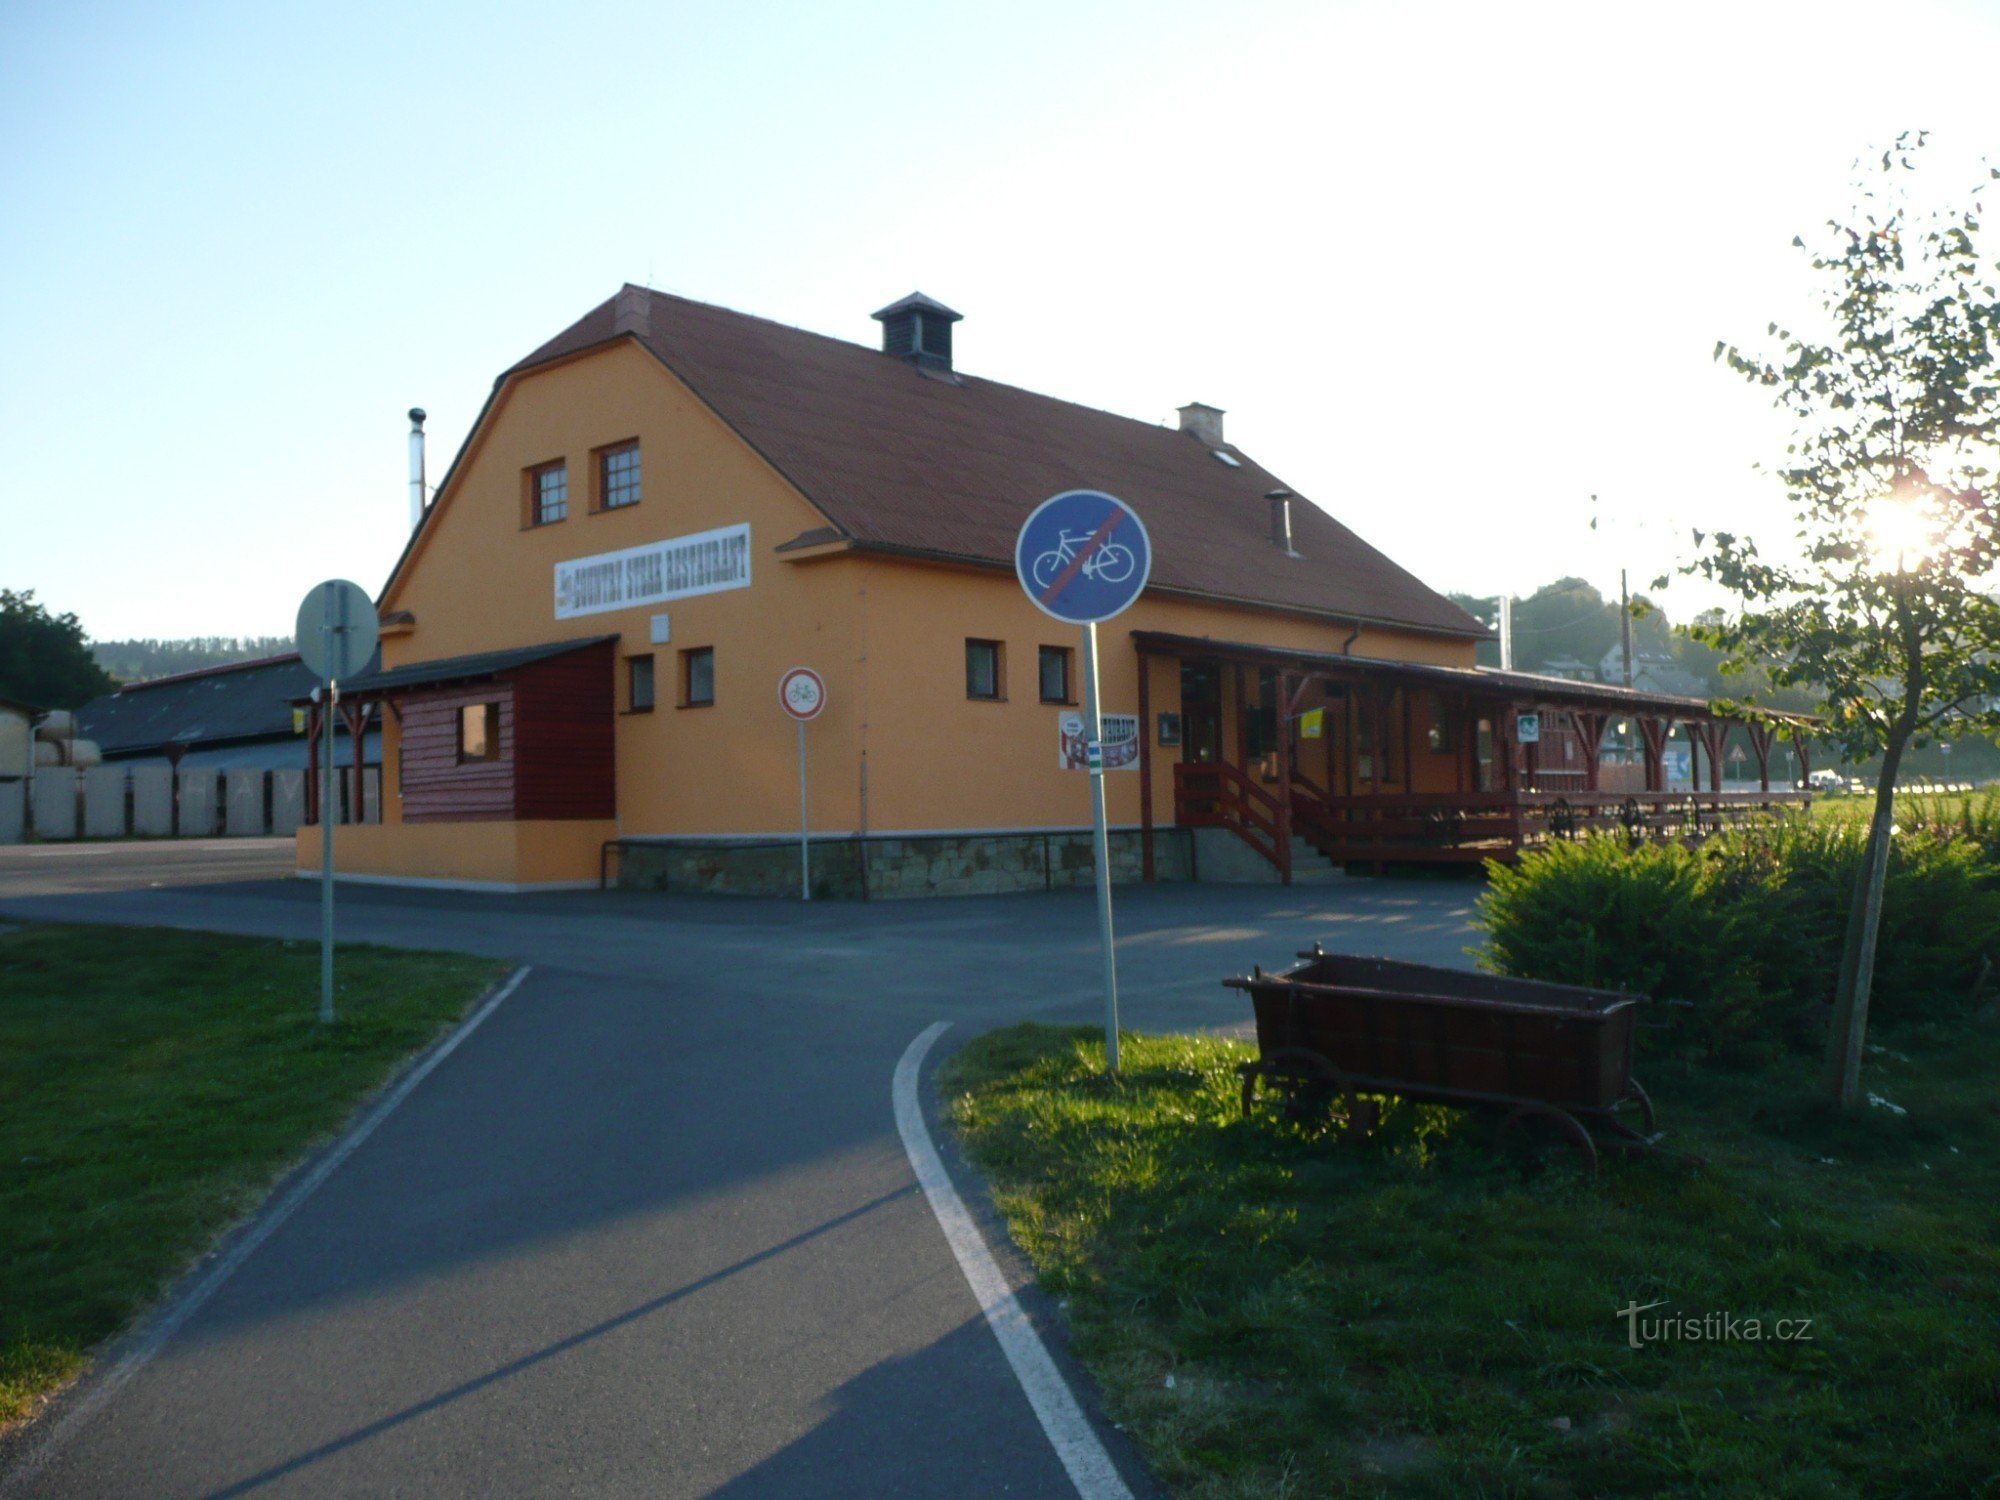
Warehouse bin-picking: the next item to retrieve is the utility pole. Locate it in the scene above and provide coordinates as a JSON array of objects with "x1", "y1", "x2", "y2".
[{"x1": 1619, "y1": 568, "x2": 1635, "y2": 688}]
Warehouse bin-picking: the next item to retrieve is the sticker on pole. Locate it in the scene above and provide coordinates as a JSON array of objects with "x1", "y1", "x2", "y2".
[
  {"x1": 779, "y1": 666, "x2": 826, "y2": 721},
  {"x1": 1015, "y1": 489, "x2": 1152, "y2": 624}
]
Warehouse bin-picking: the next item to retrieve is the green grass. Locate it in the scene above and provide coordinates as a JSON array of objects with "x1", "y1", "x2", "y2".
[
  {"x1": 943, "y1": 1021, "x2": 2000, "y2": 1498},
  {"x1": 0, "y1": 922, "x2": 505, "y2": 1429}
]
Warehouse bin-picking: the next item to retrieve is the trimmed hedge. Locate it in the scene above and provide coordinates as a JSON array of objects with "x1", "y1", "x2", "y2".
[{"x1": 1477, "y1": 818, "x2": 2000, "y2": 1061}]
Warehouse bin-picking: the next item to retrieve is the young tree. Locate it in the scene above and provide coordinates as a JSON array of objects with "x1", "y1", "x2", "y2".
[
  {"x1": 0, "y1": 589, "x2": 116, "y2": 710},
  {"x1": 1691, "y1": 133, "x2": 2000, "y2": 1107}
]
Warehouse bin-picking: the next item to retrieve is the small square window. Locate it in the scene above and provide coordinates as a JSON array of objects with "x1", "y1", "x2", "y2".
[
  {"x1": 530, "y1": 461, "x2": 567, "y2": 525},
  {"x1": 1038, "y1": 645, "x2": 1072, "y2": 704},
  {"x1": 682, "y1": 647, "x2": 715, "y2": 707},
  {"x1": 459, "y1": 702, "x2": 500, "y2": 762},
  {"x1": 599, "y1": 442, "x2": 641, "y2": 509},
  {"x1": 966, "y1": 639, "x2": 1002, "y2": 700},
  {"x1": 628, "y1": 654, "x2": 655, "y2": 712}
]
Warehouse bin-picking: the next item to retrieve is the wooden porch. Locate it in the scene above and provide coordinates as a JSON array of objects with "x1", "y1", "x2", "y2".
[{"x1": 1131, "y1": 632, "x2": 1813, "y2": 882}]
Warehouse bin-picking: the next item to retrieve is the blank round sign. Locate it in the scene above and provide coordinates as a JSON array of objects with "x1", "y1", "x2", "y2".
[{"x1": 295, "y1": 579, "x2": 378, "y2": 681}]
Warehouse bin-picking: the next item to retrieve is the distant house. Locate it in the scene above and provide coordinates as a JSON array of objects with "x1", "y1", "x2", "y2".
[
  {"x1": 77, "y1": 653, "x2": 377, "y2": 771},
  {"x1": 1536, "y1": 655, "x2": 1595, "y2": 682},
  {"x1": 1599, "y1": 644, "x2": 1705, "y2": 699}
]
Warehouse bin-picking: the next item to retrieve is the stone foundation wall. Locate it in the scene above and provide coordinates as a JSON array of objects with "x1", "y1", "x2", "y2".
[{"x1": 616, "y1": 828, "x2": 1193, "y2": 900}]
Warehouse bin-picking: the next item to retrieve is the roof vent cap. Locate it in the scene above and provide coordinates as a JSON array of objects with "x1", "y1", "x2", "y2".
[
  {"x1": 1266, "y1": 489, "x2": 1299, "y2": 556},
  {"x1": 872, "y1": 292, "x2": 962, "y2": 373}
]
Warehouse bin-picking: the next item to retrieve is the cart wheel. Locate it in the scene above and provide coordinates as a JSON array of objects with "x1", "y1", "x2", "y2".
[
  {"x1": 1621, "y1": 1078, "x2": 1656, "y2": 1135},
  {"x1": 1260, "y1": 1047, "x2": 1361, "y2": 1133},
  {"x1": 1497, "y1": 1102, "x2": 1599, "y2": 1175},
  {"x1": 1238, "y1": 1063, "x2": 1261, "y2": 1119}
]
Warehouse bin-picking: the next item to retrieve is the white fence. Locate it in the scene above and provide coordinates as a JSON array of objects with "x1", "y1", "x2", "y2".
[{"x1": 0, "y1": 766, "x2": 379, "y2": 844}]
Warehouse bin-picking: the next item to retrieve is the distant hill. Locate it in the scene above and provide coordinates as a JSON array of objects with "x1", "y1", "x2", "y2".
[{"x1": 91, "y1": 636, "x2": 294, "y2": 685}]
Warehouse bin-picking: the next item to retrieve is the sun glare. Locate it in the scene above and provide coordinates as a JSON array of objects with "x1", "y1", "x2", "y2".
[{"x1": 1864, "y1": 501, "x2": 1937, "y2": 570}]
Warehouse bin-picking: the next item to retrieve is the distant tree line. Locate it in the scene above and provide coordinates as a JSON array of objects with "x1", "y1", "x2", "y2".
[{"x1": 90, "y1": 636, "x2": 294, "y2": 684}]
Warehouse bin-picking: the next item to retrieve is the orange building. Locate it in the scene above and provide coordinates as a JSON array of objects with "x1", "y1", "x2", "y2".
[{"x1": 301, "y1": 288, "x2": 1804, "y2": 894}]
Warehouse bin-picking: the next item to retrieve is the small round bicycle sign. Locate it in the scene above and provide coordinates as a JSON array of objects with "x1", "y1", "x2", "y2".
[
  {"x1": 779, "y1": 666, "x2": 827, "y2": 721},
  {"x1": 1015, "y1": 489, "x2": 1152, "y2": 624}
]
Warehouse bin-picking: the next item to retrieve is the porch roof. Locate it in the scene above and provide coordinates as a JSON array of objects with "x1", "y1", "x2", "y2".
[
  {"x1": 301, "y1": 636, "x2": 619, "y2": 702},
  {"x1": 1130, "y1": 631, "x2": 1813, "y2": 725}
]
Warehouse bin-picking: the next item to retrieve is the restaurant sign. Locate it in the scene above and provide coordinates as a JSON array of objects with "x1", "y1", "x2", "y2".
[
  {"x1": 555, "y1": 523, "x2": 751, "y2": 619},
  {"x1": 1059, "y1": 711, "x2": 1139, "y2": 771}
]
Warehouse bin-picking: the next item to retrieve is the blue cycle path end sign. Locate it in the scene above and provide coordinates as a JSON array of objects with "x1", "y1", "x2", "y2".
[{"x1": 1015, "y1": 489, "x2": 1152, "y2": 624}]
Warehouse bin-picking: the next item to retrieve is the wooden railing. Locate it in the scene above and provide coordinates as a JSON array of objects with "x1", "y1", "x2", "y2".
[
  {"x1": 1182, "y1": 763, "x2": 1813, "y2": 874},
  {"x1": 1173, "y1": 762, "x2": 1288, "y2": 878}
]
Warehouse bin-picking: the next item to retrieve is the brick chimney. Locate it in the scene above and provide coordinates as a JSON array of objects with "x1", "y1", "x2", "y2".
[{"x1": 1177, "y1": 402, "x2": 1225, "y2": 446}]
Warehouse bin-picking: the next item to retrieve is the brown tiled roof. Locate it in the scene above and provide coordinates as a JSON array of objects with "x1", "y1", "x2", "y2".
[{"x1": 501, "y1": 287, "x2": 1487, "y2": 639}]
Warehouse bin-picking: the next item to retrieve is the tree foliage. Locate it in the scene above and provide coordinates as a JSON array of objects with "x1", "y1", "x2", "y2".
[
  {"x1": 1692, "y1": 133, "x2": 2000, "y2": 756},
  {"x1": 1689, "y1": 133, "x2": 2000, "y2": 1106},
  {"x1": 0, "y1": 590, "x2": 116, "y2": 710}
]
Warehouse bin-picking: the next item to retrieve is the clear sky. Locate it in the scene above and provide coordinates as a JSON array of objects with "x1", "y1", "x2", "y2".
[{"x1": 3, "y1": 0, "x2": 1996, "y2": 642}]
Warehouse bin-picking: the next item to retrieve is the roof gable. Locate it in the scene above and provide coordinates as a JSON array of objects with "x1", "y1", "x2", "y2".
[{"x1": 499, "y1": 287, "x2": 1486, "y2": 638}]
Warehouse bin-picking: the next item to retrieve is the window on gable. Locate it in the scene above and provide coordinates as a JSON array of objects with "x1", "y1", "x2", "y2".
[
  {"x1": 530, "y1": 461, "x2": 568, "y2": 525},
  {"x1": 966, "y1": 639, "x2": 1003, "y2": 700},
  {"x1": 1038, "y1": 645, "x2": 1072, "y2": 704},
  {"x1": 628, "y1": 654, "x2": 655, "y2": 712},
  {"x1": 682, "y1": 647, "x2": 715, "y2": 707},
  {"x1": 598, "y1": 441, "x2": 641, "y2": 510}
]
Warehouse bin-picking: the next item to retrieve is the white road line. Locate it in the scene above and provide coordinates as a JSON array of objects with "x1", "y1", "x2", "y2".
[
  {"x1": 893, "y1": 1022, "x2": 1136, "y2": 1500},
  {"x1": 3, "y1": 965, "x2": 535, "y2": 1492}
]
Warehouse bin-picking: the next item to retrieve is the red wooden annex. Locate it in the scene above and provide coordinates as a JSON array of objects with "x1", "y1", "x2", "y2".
[
  {"x1": 302, "y1": 638, "x2": 616, "y2": 826},
  {"x1": 1131, "y1": 632, "x2": 1813, "y2": 882}
]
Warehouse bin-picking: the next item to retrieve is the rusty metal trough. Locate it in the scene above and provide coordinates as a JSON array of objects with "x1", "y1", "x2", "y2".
[{"x1": 1224, "y1": 945, "x2": 1660, "y2": 1171}]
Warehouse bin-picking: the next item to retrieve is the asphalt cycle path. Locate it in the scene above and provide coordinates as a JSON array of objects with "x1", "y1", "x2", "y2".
[{"x1": 0, "y1": 872, "x2": 1482, "y2": 1497}]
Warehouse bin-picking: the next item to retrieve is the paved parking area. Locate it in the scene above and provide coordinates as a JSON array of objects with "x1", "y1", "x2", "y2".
[
  {"x1": 0, "y1": 861, "x2": 1485, "y2": 1497},
  {"x1": 0, "y1": 837, "x2": 296, "y2": 898}
]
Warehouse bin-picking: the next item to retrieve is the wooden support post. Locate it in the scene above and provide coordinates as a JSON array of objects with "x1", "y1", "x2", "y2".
[
  {"x1": 1232, "y1": 665, "x2": 1248, "y2": 774},
  {"x1": 1137, "y1": 651, "x2": 1155, "y2": 882},
  {"x1": 1748, "y1": 722, "x2": 1774, "y2": 795},
  {"x1": 304, "y1": 700, "x2": 321, "y2": 824},
  {"x1": 1399, "y1": 686, "x2": 1413, "y2": 791},
  {"x1": 1343, "y1": 687, "x2": 1355, "y2": 798},
  {"x1": 1274, "y1": 671, "x2": 1294, "y2": 885},
  {"x1": 1639, "y1": 716, "x2": 1671, "y2": 793},
  {"x1": 1575, "y1": 710, "x2": 1607, "y2": 792},
  {"x1": 344, "y1": 701, "x2": 370, "y2": 824}
]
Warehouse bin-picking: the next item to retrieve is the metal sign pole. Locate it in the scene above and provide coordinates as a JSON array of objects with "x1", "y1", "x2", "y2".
[
  {"x1": 319, "y1": 670, "x2": 337, "y2": 1025},
  {"x1": 1081, "y1": 620, "x2": 1121, "y2": 1072},
  {"x1": 294, "y1": 576, "x2": 377, "y2": 1028},
  {"x1": 798, "y1": 716, "x2": 811, "y2": 902}
]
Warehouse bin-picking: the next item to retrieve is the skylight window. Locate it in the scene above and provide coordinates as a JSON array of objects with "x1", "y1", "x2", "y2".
[{"x1": 1212, "y1": 450, "x2": 1241, "y2": 468}]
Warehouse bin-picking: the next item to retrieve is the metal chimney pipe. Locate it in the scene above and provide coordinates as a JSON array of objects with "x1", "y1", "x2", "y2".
[
  {"x1": 1499, "y1": 594, "x2": 1514, "y2": 670},
  {"x1": 407, "y1": 408, "x2": 428, "y2": 531},
  {"x1": 1265, "y1": 489, "x2": 1295, "y2": 555}
]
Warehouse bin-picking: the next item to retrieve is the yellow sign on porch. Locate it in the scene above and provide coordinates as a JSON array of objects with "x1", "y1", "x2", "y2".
[{"x1": 1300, "y1": 707, "x2": 1324, "y2": 739}]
